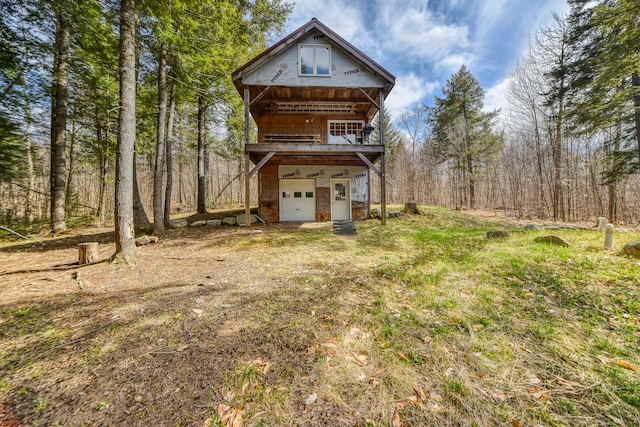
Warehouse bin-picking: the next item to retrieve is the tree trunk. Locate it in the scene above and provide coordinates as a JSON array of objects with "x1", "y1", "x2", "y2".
[
  {"x1": 65, "y1": 117, "x2": 76, "y2": 215},
  {"x1": 114, "y1": 0, "x2": 137, "y2": 260},
  {"x1": 164, "y1": 79, "x2": 176, "y2": 227},
  {"x1": 22, "y1": 73, "x2": 35, "y2": 223},
  {"x1": 98, "y1": 150, "x2": 108, "y2": 225},
  {"x1": 608, "y1": 123, "x2": 622, "y2": 222},
  {"x1": 633, "y1": 72, "x2": 640, "y2": 165},
  {"x1": 132, "y1": 155, "x2": 151, "y2": 229},
  {"x1": 50, "y1": 7, "x2": 70, "y2": 233},
  {"x1": 197, "y1": 94, "x2": 207, "y2": 213},
  {"x1": 467, "y1": 155, "x2": 475, "y2": 209},
  {"x1": 153, "y1": 45, "x2": 167, "y2": 235}
]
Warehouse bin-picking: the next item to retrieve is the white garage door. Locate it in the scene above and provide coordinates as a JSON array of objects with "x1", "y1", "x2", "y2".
[{"x1": 280, "y1": 179, "x2": 316, "y2": 221}]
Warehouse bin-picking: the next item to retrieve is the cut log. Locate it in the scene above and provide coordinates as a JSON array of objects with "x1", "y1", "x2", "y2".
[
  {"x1": 404, "y1": 202, "x2": 419, "y2": 214},
  {"x1": 78, "y1": 242, "x2": 99, "y2": 264}
]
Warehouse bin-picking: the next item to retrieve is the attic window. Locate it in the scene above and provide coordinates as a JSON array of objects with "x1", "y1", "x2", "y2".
[{"x1": 299, "y1": 44, "x2": 331, "y2": 76}]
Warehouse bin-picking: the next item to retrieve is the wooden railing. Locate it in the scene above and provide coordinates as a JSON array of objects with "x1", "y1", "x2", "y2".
[{"x1": 263, "y1": 134, "x2": 322, "y2": 143}]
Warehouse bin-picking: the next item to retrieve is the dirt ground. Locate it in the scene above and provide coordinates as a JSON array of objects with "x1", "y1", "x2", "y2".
[{"x1": 0, "y1": 218, "x2": 384, "y2": 426}]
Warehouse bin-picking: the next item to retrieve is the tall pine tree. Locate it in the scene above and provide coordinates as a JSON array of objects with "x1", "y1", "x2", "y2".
[{"x1": 428, "y1": 65, "x2": 501, "y2": 209}]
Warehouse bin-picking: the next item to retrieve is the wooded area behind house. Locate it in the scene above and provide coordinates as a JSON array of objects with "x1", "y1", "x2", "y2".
[{"x1": 1, "y1": 0, "x2": 639, "y2": 243}]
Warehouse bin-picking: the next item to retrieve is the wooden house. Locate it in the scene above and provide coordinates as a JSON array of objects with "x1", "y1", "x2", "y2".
[{"x1": 232, "y1": 18, "x2": 395, "y2": 224}]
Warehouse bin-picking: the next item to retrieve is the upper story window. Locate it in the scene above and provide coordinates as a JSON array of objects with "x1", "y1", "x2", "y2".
[
  {"x1": 328, "y1": 120, "x2": 365, "y2": 144},
  {"x1": 299, "y1": 44, "x2": 331, "y2": 76}
]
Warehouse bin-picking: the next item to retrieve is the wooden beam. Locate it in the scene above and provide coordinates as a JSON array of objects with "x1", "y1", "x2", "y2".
[
  {"x1": 356, "y1": 152, "x2": 381, "y2": 177},
  {"x1": 245, "y1": 143, "x2": 384, "y2": 154},
  {"x1": 379, "y1": 89, "x2": 386, "y2": 225},
  {"x1": 249, "y1": 151, "x2": 275, "y2": 178},
  {"x1": 249, "y1": 86, "x2": 272, "y2": 107},
  {"x1": 358, "y1": 88, "x2": 380, "y2": 109},
  {"x1": 244, "y1": 88, "x2": 251, "y2": 144},
  {"x1": 244, "y1": 88, "x2": 251, "y2": 227}
]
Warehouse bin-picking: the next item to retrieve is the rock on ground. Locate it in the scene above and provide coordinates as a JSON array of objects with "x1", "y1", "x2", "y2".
[
  {"x1": 135, "y1": 235, "x2": 159, "y2": 246},
  {"x1": 235, "y1": 214, "x2": 258, "y2": 226},
  {"x1": 486, "y1": 230, "x2": 510, "y2": 239},
  {"x1": 623, "y1": 242, "x2": 640, "y2": 258},
  {"x1": 534, "y1": 235, "x2": 569, "y2": 247},
  {"x1": 524, "y1": 224, "x2": 542, "y2": 231},
  {"x1": 169, "y1": 219, "x2": 188, "y2": 228}
]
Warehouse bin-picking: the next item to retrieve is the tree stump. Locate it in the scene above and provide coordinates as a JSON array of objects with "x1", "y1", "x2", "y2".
[
  {"x1": 404, "y1": 202, "x2": 419, "y2": 214},
  {"x1": 78, "y1": 242, "x2": 99, "y2": 264}
]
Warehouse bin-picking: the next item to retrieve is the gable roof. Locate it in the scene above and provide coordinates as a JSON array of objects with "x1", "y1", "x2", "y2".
[{"x1": 232, "y1": 17, "x2": 395, "y2": 91}]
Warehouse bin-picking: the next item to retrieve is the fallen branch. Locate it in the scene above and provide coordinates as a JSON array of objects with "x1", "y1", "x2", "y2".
[
  {"x1": 0, "y1": 225, "x2": 28, "y2": 239},
  {"x1": 27, "y1": 320, "x2": 116, "y2": 365}
]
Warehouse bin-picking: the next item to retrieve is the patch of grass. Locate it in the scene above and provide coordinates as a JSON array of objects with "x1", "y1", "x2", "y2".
[
  {"x1": 2, "y1": 206, "x2": 639, "y2": 426},
  {"x1": 33, "y1": 396, "x2": 49, "y2": 412}
]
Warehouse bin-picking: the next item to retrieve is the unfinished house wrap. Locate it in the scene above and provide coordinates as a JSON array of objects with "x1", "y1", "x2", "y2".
[{"x1": 233, "y1": 18, "x2": 395, "y2": 224}]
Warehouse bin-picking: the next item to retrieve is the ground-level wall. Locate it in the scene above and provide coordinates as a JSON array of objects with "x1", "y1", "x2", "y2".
[{"x1": 258, "y1": 164, "x2": 369, "y2": 222}]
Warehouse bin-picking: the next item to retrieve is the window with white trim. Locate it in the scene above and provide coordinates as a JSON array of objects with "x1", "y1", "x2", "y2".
[
  {"x1": 328, "y1": 120, "x2": 365, "y2": 144},
  {"x1": 299, "y1": 44, "x2": 331, "y2": 76}
]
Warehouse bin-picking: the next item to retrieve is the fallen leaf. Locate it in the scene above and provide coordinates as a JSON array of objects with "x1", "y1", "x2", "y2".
[
  {"x1": 512, "y1": 420, "x2": 522, "y2": 427},
  {"x1": 530, "y1": 388, "x2": 548, "y2": 402},
  {"x1": 349, "y1": 351, "x2": 368, "y2": 366},
  {"x1": 392, "y1": 413, "x2": 402, "y2": 427},
  {"x1": 250, "y1": 358, "x2": 271, "y2": 374},
  {"x1": 218, "y1": 404, "x2": 244, "y2": 427},
  {"x1": 241, "y1": 380, "x2": 250, "y2": 394},
  {"x1": 490, "y1": 390, "x2": 506, "y2": 402},
  {"x1": 413, "y1": 387, "x2": 429, "y2": 402},
  {"x1": 616, "y1": 359, "x2": 637, "y2": 372},
  {"x1": 395, "y1": 400, "x2": 409, "y2": 411}
]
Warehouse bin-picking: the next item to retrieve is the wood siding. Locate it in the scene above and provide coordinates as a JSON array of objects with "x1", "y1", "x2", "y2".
[
  {"x1": 316, "y1": 187, "x2": 330, "y2": 221},
  {"x1": 258, "y1": 163, "x2": 279, "y2": 222},
  {"x1": 257, "y1": 114, "x2": 368, "y2": 144}
]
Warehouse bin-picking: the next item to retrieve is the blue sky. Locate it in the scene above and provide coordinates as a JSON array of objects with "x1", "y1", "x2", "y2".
[{"x1": 282, "y1": 0, "x2": 569, "y2": 119}]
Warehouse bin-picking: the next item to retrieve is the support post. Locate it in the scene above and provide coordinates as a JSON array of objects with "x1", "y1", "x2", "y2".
[
  {"x1": 244, "y1": 88, "x2": 251, "y2": 227},
  {"x1": 379, "y1": 89, "x2": 386, "y2": 225},
  {"x1": 245, "y1": 154, "x2": 250, "y2": 227}
]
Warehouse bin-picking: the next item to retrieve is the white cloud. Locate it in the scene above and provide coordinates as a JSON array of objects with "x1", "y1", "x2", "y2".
[
  {"x1": 379, "y1": 2, "x2": 470, "y2": 62},
  {"x1": 385, "y1": 73, "x2": 438, "y2": 119},
  {"x1": 437, "y1": 53, "x2": 475, "y2": 74},
  {"x1": 483, "y1": 77, "x2": 509, "y2": 114}
]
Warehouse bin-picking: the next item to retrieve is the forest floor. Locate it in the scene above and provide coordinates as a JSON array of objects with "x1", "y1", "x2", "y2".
[{"x1": 1, "y1": 207, "x2": 639, "y2": 426}]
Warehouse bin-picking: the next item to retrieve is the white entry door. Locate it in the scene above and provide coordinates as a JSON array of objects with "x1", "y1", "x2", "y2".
[
  {"x1": 280, "y1": 179, "x2": 316, "y2": 221},
  {"x1": 331, "y1": 179, "x2": 351, "y2": 221}
]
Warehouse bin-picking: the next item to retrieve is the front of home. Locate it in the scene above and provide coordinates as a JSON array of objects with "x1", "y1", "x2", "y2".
[{"x1": 232, "y1": 18, "x2": 395, "y2": 223}]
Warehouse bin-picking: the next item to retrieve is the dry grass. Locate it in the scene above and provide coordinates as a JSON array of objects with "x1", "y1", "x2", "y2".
[{"x1": 1, "y1": 207, "x2": 639, "y2": 426}]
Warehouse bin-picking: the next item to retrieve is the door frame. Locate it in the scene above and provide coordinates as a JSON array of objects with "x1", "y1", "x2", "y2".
[{"x1": 330, "y1": 178, "x2": 351, "y2": 221}]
